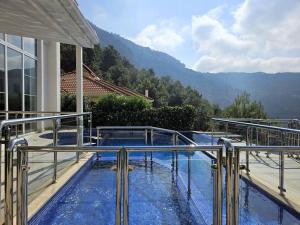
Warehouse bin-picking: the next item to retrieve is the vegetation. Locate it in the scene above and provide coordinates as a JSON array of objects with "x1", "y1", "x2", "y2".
[
  {"x1": 223, "y1": 92, "x2": 267, "y2": 119},
  {"x1": 61, "y1": 44, "x2": 267, "y2": 130},
  {"x1": 62, "y1": 93, "x2": 197, "y2": 130}
]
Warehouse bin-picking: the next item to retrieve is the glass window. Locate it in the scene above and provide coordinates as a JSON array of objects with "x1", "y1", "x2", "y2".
[
  {"x1": 24, "y1": 56, "x2": 36, "y2": 77},
  {"x1": 7, "y1": 48, "x2": 22, "y2": 111},
  {"x1": 0, "y1": 33, "x2": 3, "y2": 40},
  {"x1": 24, "y1": 56, "x2": 37, "y2": 96},
  {"x1": 23, "y1": 37, "x2": 36, "y2": 56},
  {"x1": 7, "y1": 35, "x2": 22, "y2": 49},
  {"x1": 0, "y1": 44, "x2": 4, "y2": 93},
  {"x1": 0, "y1": 93, "x2": 5, "y2": 110},
  {"x1": 25, "y1": 76, "x2": 37, "y2": 95},
  {"x1": 25, "y1": 95, "x2": 36, "y2": 111}
]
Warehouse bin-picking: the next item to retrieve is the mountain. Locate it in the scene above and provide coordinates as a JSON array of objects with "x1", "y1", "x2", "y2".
[{"x1": 91, "y1": 23, "x2": 300, "y2": 119}]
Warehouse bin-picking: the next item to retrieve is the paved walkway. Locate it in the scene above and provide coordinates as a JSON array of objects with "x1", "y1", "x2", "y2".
[{"x1": 240, "y1": 151, "x2": 300, "y2": 212}]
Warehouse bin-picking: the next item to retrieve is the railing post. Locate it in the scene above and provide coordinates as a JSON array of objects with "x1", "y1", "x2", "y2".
[
  {"x1": 278, "y1": 132, "x2": 286, "y2": 195},
  {"x1": 17, "y1": 149, "x2": 29, "y2": 225},
  {"x1": 212, "y1": 148, "x2": 223, "y2": 225},
  {"x1": 226, "y1": 144, "x2": 233, "y2": 225},
  {"x1": 97, "y1": 128, "x2": 99, "y2": 146},
  {"x1": 52, "y1": 119, "x2": 58, "y2": 183},
  {"x1": 144, "y1": 129, "x2": 147, "y2": 167},
  {"x1": 115, "y1": 150, "x2": 122, "y2": 225},
  {"x1": 4, "y1": 127, "x2": 13, "y2": 225},
  {"x1": 245, "y1": 127, "x2": 250, "y2": 174},
  {"x1": 76, "y1": 116, "x2": 83, "y2": 163},
  {"x1": 187, "y1": 151, "x2": 191, "y2": 197},
  {"x1": 212, "y1": 163, "x2": 218, "y2": 225},
  {"x1": 233, "y1": 147, "x2": 240, "y2": 225},
  {"x1": 175, "y1": 134, "x2": 178, "y2": 176},
  {"x1": 89, "y1": 113, "x2": 92, "y2": 144},
  {"x1": 217, "y1": 147, "x2": 223, "y2": 225},
  {"x1": 150, "y1": 129, "x2": 153, "y2": 167},
  {"x1": 171, "y1": 133, "x2": 176, "y2": 171},
  {"x1": 123, "y1": 148, "x2": 129, "y2": 225}
]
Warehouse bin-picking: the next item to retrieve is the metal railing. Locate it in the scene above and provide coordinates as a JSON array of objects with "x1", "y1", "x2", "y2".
[
  {"x1": 96, "y1": 126, "x2": 197, "y2": 167},
  {"x1": 15, "y1": 144, "x2": 224, "y2": 225},
  {"x1": 0, "y1": 112, "x2": 92, "y2": 225},
  {"x1": 7, "y1": 122, "x2": 300, "y2": 225},
  {"x1": 212, "y1": 118, "x2": 300, "y2": 175},
  {"x1": 213, "y1": 118, "x2": 300, "y2": 195},
  {"x1": 217, "y1": 118, "x2": 300, "y2": 129},
  {"x1": 96, "y1": 126, "x2": 195, "y2": 144}
]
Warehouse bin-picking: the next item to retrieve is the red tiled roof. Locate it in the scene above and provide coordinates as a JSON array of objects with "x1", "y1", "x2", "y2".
[{"x1": 61, "y1": 65, "x2": 152, "y2": 101}]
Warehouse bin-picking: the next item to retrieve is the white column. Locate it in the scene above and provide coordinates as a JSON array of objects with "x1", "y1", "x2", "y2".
[
  {"x1": 46, "y1": 41, "x2": 61, "y2": 112},
  {"x1": 37, "y1": 39, "x2": 45, "y2": 131},
  {"x1": 76, "y1": 46, "x2": 83, "y2": 148},
  {"x1": 76, "y1": 46, "x2": 83, "y2": 113}
]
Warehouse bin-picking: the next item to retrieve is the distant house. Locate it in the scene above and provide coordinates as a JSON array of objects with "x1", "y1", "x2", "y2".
[{"x1": 61, "y1": 64, "x2": 152, "y2": 101}]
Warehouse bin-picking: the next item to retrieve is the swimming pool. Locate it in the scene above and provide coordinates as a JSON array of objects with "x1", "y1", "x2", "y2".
[{"x1": 29, "y1": 133, "x2": 300, "y2": 225}]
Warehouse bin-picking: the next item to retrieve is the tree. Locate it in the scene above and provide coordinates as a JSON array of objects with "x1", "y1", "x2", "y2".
[
  {"x1": 223, "y1": 92, "x2": 267, "y2": 119},
  {"x1": 100, "y1": 45, "x2": 120, "y2": 72}
]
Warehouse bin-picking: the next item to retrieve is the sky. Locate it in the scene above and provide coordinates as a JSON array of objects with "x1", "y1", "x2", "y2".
[{"x1": 78, "y1": 0, "x2": 300, "y2": 73}]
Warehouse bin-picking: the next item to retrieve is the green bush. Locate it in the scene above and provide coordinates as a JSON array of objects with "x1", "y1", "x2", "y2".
[
  {"x1": 61, "y1": 94, "x2": 94, "y2": 112},
  {"x1": 62, "y1": 93, "x2": 207, "y2": 131},
  {"x1": 92, "y1": 94, "x2": 196, "y2": 130}
]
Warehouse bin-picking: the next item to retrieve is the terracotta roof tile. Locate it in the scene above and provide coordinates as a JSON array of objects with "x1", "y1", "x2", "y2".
[{"x1": 61, "y1": 64, "x2": 152, "y2": 101}]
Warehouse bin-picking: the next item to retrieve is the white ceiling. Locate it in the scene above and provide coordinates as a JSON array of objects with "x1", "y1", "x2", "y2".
[{"x1": 0, "y1": 0, "x2": 99, "y2": 48}]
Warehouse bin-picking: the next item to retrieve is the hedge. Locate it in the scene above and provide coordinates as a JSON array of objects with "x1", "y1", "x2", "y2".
[
  {"x1": 93, "y1": 105, "x2": 196, "y2": 130},
  {"x1": 61, "y1": 93, "x2": 209, "y2": 131}
]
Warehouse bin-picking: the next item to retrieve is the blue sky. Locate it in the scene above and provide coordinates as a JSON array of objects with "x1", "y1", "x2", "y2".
[{"x1": 78, "y1": 0, "x2": 300, "y2": 73}]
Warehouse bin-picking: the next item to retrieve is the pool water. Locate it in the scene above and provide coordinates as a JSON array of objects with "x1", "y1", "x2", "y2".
[{"x1": 29, "y1": 133, "x2": 300, "y2": 225}]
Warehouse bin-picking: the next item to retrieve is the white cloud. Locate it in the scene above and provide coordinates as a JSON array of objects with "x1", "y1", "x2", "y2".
[
  {"x1": 132, "y1": 20, "x2": 185, "y2": 53},
  {"x1": 192, "y1": 0, "x2": 300, "y2": 73}
]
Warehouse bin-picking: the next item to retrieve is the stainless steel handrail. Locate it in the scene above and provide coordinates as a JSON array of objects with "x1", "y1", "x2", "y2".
[
  {"x1": 1, "y1": 112, "x2": 92, "y2": 225},
  {"x1": 0, "y1": 110, "x2": 77, "y2": 115},
  {"x1": 219, "y1": 135, "x2": 300, "y2": 225},
  {"x1": 213, "y1": 118, "x2": 300, "y2": 134},
  {"x1": 0, "y1": 112, "x2": 90, "y2": 134},
  {"x1": 16, "y1": 144, "x2": 224, "y2": 225},
  {"x1": 219, "y1": 118, "x2": 300, "y2": 123},
  {"x1": 96, "y1": 126, "x2": 197, "y2": 145},
  {"x1": 5, "y1": 138, "x2": 28, "y2": 225}
]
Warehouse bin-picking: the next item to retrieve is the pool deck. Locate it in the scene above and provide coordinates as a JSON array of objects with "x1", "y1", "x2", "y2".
[
  {"x1": 0, "y1": 130, "x2": 93, "y2": 225},
  {"x1": 239, "y1": 151, "x2": 300, "y2": 214}
]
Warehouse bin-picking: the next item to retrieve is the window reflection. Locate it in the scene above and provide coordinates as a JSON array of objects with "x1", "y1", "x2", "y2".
[
  {"x1": 7, "y1": 35, "x2": 22, "y2": 49},
  {"x1": 23, "y1": 37, "x2": 36, "y2": 56},
  {"x1": 25, "y1": 56, "x2": 37, "y2": 95},
  {"x1": 0, "y1": 44, "x2": 4, "y2": 94},
  {"x1": 8, "y1": 48, "x2": 22, "y2": 111}
]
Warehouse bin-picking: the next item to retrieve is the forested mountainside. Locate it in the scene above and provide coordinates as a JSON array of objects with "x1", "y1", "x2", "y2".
[{"x1": 91, "y1": 23, "x2": 300, "y2": 118}]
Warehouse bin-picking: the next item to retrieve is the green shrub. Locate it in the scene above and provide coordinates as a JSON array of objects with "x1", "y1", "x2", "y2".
[
  {"x1": 61, "y1": 94, "x2": 95, "y2": 112},
  {"x1": 92, "y1": 95, "x2": 196, "y2": 130},
  {"x1": 62, "y1": 93, "x2": 206, "y2": 131}
]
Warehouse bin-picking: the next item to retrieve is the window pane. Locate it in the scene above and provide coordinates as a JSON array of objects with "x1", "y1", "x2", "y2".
[
  {"x1": 24, "y1": 56, "x2": 36, "y2": 77},
  {"x1": 7, "y1": 35, "x2": 22, "y2": 49},
  {"x1": 0, "y1": 44, "x2": 4, "y2": 92},
  {"x1": 8, "y1": 48, "x2": 22, "y2": 111},
  {"x1": 0, "y1": 33, "x2": 3, "y2": 40},
  {"x1": 0, "y1": 93, "x2": 5, "y2": 110},
  {"x1": 25, "y1": 95, "x2": 36, "y2": 111},
  {"x1": 25, "y1": 76, "x2": 37, "y2": 95},
  {"x1": 23, "y1": 37, "x2": 36, "y2": 56},
  {"x1": 25, "y1": 56, "x2": 37, "y2": 95}
]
